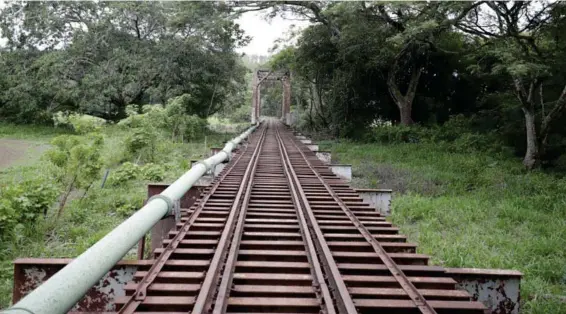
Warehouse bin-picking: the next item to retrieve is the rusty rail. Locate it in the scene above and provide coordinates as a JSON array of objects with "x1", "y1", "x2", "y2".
[
  {"x1": 275, "y1": 124, "x2": 358, "y2": 313},
  {"x1": 118, "y1": 127, "x2": 264, "y2": 313},
  {"x1": 193, "y1": 125, "x2": 268, "y2": 313}
]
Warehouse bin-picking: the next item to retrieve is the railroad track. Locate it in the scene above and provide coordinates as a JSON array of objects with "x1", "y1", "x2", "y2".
[{"x1": 116, "y1": 120, "x2": 486, "y2": 314}]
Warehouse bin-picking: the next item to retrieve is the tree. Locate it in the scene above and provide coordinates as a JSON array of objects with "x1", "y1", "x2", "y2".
[
  {"x1": 0, "y1": 1, "x2": 248, "y2": 123},
  {"x1": 45, "y1": 133, "x2": 104, "y2": 217},
  {"x1": 366, "y1": 1, "x2": 483, "y2": 125},
  {"x1": 457, "y1": 1, "x2": 566, "y2": 169}
]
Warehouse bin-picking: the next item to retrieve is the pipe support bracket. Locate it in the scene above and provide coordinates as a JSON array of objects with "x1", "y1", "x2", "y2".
[
  {"x1": 220, "y1": 150, "x2": 231, "y2": 162},
  {"x1": 148, "y1": 194, "x2": 175, "y2": 217}
]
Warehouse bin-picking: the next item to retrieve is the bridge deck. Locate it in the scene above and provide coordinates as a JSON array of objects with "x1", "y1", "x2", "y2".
[{"x1": 112, "y1": 121, "x2": 485, "y2": 314}]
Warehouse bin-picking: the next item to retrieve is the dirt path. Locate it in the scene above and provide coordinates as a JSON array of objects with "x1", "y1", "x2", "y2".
[{"x1": 0, "y1": 139, "x2": 50, "y2": 170}]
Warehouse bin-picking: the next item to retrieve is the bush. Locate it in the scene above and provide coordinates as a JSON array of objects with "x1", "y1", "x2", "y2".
[
  {"x1": 125, "y1": 127, "x2": 158, "y2": 162},
  {"x1": 182, "y1": 115, "x2": 208, "y2": 141},
  {"x1": 370, "y1": 125, "x2": 434, "y2": 144},
  {"x1": 0, "y1": 180, "x2": 58, "y2": 240},
  {"x1": 53, "y1": 112, "x2": 106, "y2": 134},
  {"x1": 164, "y1": 96, "x2": 208, "y2": 142},
  {"x1": 368, "y1": 115, "x2": 508, "y2": 155},
  {"x1": 117, "y1": 105, "x2": 165, "y2": 129},
  {"x1": 449, "y1": 132, "x2": 494, "y2": 154},
  {"x1": 45, "y1": 134, "x2": 104, "y2": 216},
  {"x1": 108, "y1": 162, "x2": 140, "y2": 186},
  {"x1": 116, "y1": 202, "x2": 140, "y2": 217},
  {"x1": 140, "y1": 163, "x2": 165, "y2": 181},
  {"x1": 228, "y1": 105, "x2": 251, "y2": 123}
]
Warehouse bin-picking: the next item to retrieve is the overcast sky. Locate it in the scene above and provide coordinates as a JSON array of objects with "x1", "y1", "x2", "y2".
[{"x1": 235, "y1": 11, "x2": 310, "y2": 56}]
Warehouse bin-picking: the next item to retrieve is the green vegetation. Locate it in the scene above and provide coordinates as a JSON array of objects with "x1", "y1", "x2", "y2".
[
  {"x1": 319, "y1": 127, "x2": 566, "y2": 314},
  {"x1": 0, "y1": 118, "x2": 232, "y2": 308},
  {"x1": 3, "y1": 1, "x2": 566, "y2": 312},
  {"x1": 0, "y1": 123, "x2": 71, "y2": 140},
  {"x1": 254, "y1": 1, "x2": 566, "y2": 170},
  {"x1": 0, "y1": 2, "x2": 248, "y2": 124}
]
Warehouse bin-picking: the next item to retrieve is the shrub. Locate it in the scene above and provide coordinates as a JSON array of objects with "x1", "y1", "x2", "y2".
[
  {"x1": 449, "y1": 132, "x2": 493, "y2": 154},
  {"x1": 0, "y1": 180, "x2": 58, "y2": 240},
  {"x1": 53, "y1": 112, "x2": 106, "y2": 134},
  {"x1": 45, "y1": 134, "x2": 104, "y2": 216},
  {"x1": 228, "y1": 105, "x2": 251, "y2": 123},
  {"x1": 164, "y1": 96, "x2": 208, "y2": 142},
  {"x1": 108, "y1": 190, "x2": 145, "y2": 218},
  {"x1": 117, "y1": 105, "x2": 165, "y2": 129},
  {"x1": 140, "y1": 163, "x2": 165, "y2": 181},
  {"x1": 80, "y1": 185, "x2": 144, "y2": 215},
  {"x1": 108, "y1": 162, "x2": 140, "y2": 186},
  {"x1": 182, "y1": 115, "x2": 208, "y2": 141},
  {"x1": 371, "y1": 125, "x2": 433, "y2": 144},
  {"x1": 125, "y1": 127, "x2": 158, "y2": 162},
  {"x1": 368, "y1": 115, "x2": 508, "y2": 155},
  {"x1": 116, "y1": 202, "x2": 140, "y2": 217},
  {"x1": 117, "y1": 114, "x2": 146, "y2": 129}
]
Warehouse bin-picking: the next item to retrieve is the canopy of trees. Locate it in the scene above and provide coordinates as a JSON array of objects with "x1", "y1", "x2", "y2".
[
  {"x1": 0, "y1": 1, "x2": 248, "y2": 122},
  {"x1": 240, "y1": 1, "x2": 566, "y2": 169}
]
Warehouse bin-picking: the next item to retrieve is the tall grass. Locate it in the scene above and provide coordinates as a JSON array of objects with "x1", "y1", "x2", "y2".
[{"x1": 321, "y1": 140, "x2": 566, "y2": 314}]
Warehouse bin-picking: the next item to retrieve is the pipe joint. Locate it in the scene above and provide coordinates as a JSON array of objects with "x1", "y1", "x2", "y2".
[
  {"x1": 196, "y1": 160, "x2": 212, "y2": 172},
  {"x1": 148, "y1": 194, "x2": 175, "y2": 216},
  {"x1": 220, "y1": 150, "x2": 231, "y2": 162}
]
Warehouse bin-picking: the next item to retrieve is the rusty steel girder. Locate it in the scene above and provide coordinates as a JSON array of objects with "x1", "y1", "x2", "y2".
[{"x1": 252, "y1": 69, "x2": 291, "y2": 123}]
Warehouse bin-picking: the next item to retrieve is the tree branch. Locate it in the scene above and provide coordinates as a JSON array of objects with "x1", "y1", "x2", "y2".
[
  {"x1": 377, "y1": 4, "x2": 405, "y2": 32},
  {"x1": 540, "y1": 84, "x2": 566, "y2": 142}
]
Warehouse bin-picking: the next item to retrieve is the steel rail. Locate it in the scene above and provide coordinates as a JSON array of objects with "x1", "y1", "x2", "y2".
[
  {"x1": 6, "y1": 124, "x2": 257, "y2": 314},
  {"x1": 118, "y1": 127, "x2": 256, "y2": 313},
  {"x1": 274, "y1": 125, "x2": 358, "y2": 314},
  {"x1": 282, "y1": 130, "x2": 438, "y2": 314},
  {"x1": 192, "y1": 124, "x2": 268, "y2": 314},
  {"x1": 273, "y1": 121, "x2": 338, "y2": 314},
  {"x1": 210, "y1": 122, "x2": 269, "y2": 314}
]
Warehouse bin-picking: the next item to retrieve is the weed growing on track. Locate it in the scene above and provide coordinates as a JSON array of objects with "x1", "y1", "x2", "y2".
[{"x1": 320, "y1": 140, "x2": 566, "y2": 314}]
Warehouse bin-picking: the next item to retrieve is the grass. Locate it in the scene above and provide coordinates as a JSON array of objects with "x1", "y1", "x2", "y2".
[
  {"x1": 318, "y1": 139, "x2": 566, "y2": 314},
  {"x1": 0, "y1": 123, "x2": 71, "y2": 140},
  {"x1": 0, "y1": 122, "x2": 231, "y2": 309}
]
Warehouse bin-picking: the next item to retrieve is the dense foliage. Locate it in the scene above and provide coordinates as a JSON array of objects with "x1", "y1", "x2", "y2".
[
  {"x1": 244, "y1": 1, "x2": 566, "y2": 169},
  {"x1": 0, "y1": 2, "x2": 248, "y2": 122}
]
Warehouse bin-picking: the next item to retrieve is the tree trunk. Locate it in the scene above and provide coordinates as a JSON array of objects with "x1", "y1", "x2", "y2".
[
  {"x1": 57, "y1": 175, "x2": 77, "y2": 218},
  {"x1": 399, "y1": 101, "x2": 413, "y2": 125},
  {"x1": 514, "y1": 78, "x2": 543, "y2": 169},
  {"x1": 387, "y1": 61, "x2": 422, "y2": 126},
  {"x1": 522, "y1": 106, "x2": 540, "y2": 169}
]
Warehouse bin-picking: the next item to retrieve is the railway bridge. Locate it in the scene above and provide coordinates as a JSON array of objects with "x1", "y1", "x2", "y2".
[{"x1": 8, "y1": 89, "x2": 521, "y2": 314}]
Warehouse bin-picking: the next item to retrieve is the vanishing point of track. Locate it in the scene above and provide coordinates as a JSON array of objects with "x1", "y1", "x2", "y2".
[{"x1": 116, "y1": 120, "x2": 486, "y2": 314}]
